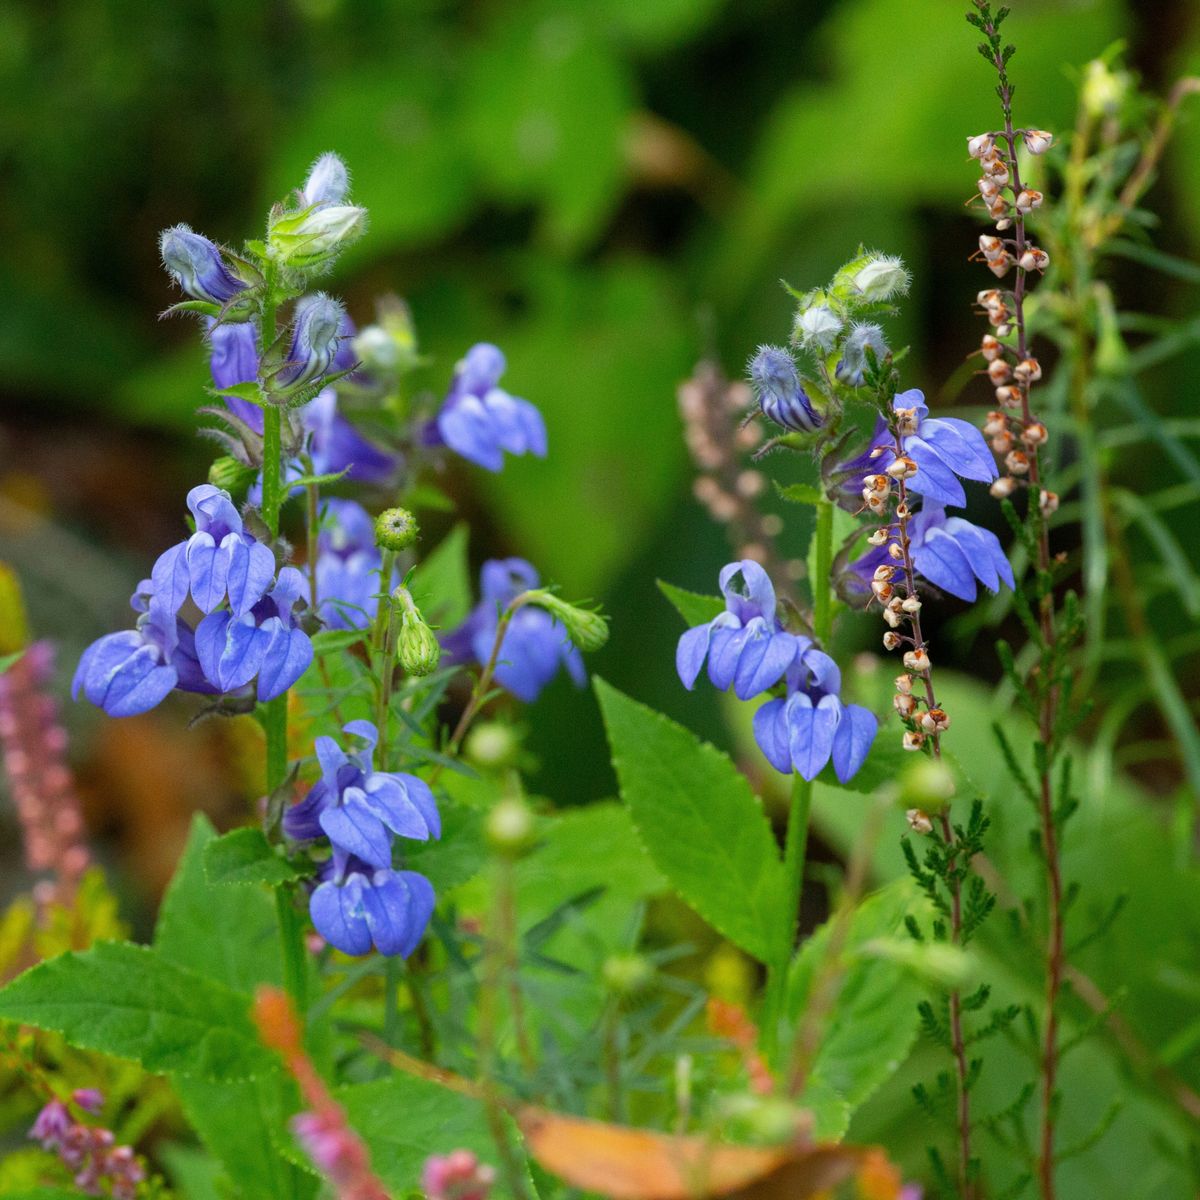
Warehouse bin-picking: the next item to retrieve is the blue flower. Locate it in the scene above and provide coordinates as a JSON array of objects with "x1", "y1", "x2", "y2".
[
  {"x1": 73, "y1": 592, "x2": 214, "y2": 717},
  {"x1": 310, "y1": 859, "x2": 435, "y2": 958},
  {"x1": 676, "y1": 560, "x2": 811, "y2": 701},
  {"x1": 442, "y1": 559, "x2": 584, "y2": 703},
  {"x1": 194, "y1": 566, "x2": 314, "y2": 702},
  {"x1": 429, "y1": 343, "x2": 547, "y2": 472},
  {"x1": 160, "y1": 224, "x2": 247, "y2": 306},
  {"x1": 281, "y1": 293, "x2": 348, "y2": 387},
  {"x1": 748, "y1": 345, "x2": 822, "y2": 433},
  {"x1": 846, "y1": 502, "x2": 1014, "y2": 603},
  {"x1": 150, "y1": 485, "x2": 277, "y2": 618},
  {"x1": 315, "y1": 500, "x2": 387, "y2": 631},
  {"x1": 206, "y1": 319, "x2": 261, "y2": 429},
  {"x1": 303, "y1": 388, "x2": 395, "y2": 484},
  {"x1": 849, "y1": 391, "x2": 998, "y2": 508},
  {"x1": 752, "y1": 656, "x2": 877, "y2": 783},
  {"x1": 835, "y1": 323, "x2": 887, "y2": 387}
]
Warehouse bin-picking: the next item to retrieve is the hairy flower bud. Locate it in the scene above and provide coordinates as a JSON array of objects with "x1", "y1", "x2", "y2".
[
  {"x1": 269, "y1": 204, "x2": 368, "y2": 271},
  {"x1": 748, "y1": 346, "x2": 822, "y2": 433},
  {"x1": 208, "y1": 455, "x2": 256, "y2": 493},
  {"x1": 160, "y1": 224, "x2": 247, "y2": 306},
  {"x1": 375, "y1": 507, "x2": 419, "y2": 552},
  {"x1": 283, "y1": 293, "x2": 346, "y2": 386},
  {"x1": 301, "y1": 152, "x2": 350, "y2": 208},
  {"x1": 524, "y1": 590, "x2": 609, "y2": 653},
  {"x1": 793, "y1": 303, "x2": 843, "y2": 352},
  {"x1": 393, "y1": 588, "x2": 441, "y2": 677},
  {"x1": 849, "y1": 255, "x2": 911, "y2": 302}
]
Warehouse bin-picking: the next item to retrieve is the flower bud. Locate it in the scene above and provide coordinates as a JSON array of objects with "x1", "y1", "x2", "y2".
[
  {"x1": 996, "y1": 385, "x2": 1021, "y2": 408},
  {"x1": 160, "y1": 224, "x2": 248, "y2": 306},
  {"x1": 748, "y1": 346, "x2": 822, "y2": 433},
  {"x1": 394, "y1": 587, "x2": 441, "y2": 677},
  {"x1": 987, "y1": 251, "x2": 1014, "y2": 278},
  {"x1": 983, "y1": 410, "x2": 1007, "y2": 436},
  {"x1": 902, "y1": 730, "x2": 926, "y2": 751},
  {"x1": 1019, "y1": 247, "x2": 1049, "y2": 272},
  {"x1": 895, "y1": 406, "x2": 920, "y2": 437},
  {"x1": 906, "y1": 808, "x2": 933, "y2": 835},
  {"x1": 882, "y1": 602, "x2": 902, "y2": 628},
  {"x1": 901, "y1": 596, "x2": 921, "y2": 613},
  {"x1": 301, "y1": 152, "x2": 350, "y2": 208},
  {"x1": 1039, "y1": 490, "x2": 1060, "y2": 517},
  {"x1": 793, "y1": 303, "x2": 842, "y2": 352},
  {"x1": 991, "y1": 430, "x2": 1014, "y2": 454},
  {"x1": 893, "y1": 692, "x2": 917, "y2": 718},
  {"x1": 524, "y1": 590, "x2": 609, "y2": 653},
  {"x1": 980, "y1": 154, "x2": 1009, "y2": 183},
  {"x1": 976, "y1": 289, "x2": 1003, "y2": 309},
  {"x1": 980, "y1": 337, "x2": 1002, "y2": 365},
  {"x1": 268, "y1": 204, "x2": 368, "y2": 271},
  {"x1": 987, "y1": 196, "x2": 1011, "y2": 221},
  {"x1": 464, "y1": 722, "x2": 521, "y2": 769},
  {"x1": 987, "y1": 358, "x2": 1012, "y2": 384},
  {"x1": 990, "y1": 476, "x2": 1017, "y2": 499},
  {"x1": 848, "y1": 255, "x2": 911, "y2": 302},
  {"x1": 282, "y1": 292, "x2": 346, "y2": 386},
  {"x1": 864, "y1": 474, "x2": 890, "y2": 496},
  {"x1": 352, "y1": 324, "x2": 400, "y2": 373},
  {"x1": 882, "y1": 631, "x2": 902, "y2": 650},
  {"x1": 208, "y1": 455, "x2": 256, "y2": 493},
  {"x1": 872, "y1": 580, "x2": 894, "y2": 602},
  {"x1": 1014, "y1": 357, "x2": 1042, "y2": 383},
  {"x1": 967, "y1": 133, "x2": 995, "y2": 159},
  {"x1": 979, "y1": 235, "x2": 1004, "y2": 261},
  {"x1": 978, "y1": 176, "x2": 1002, "y2": 201},
  {"x1": 1005, "y1": 449, "x2": 1030, "y2": 475},
  {"x1": 603, "y1": 952, "x2": 655, "y2": 997},
  {"x1": 486, "y1": 797, "x2": 536, "y2": 857},
  {"x1": 867, "y1": 528, "x2": 889, "y2": 546},
  {"x1": 894, "y1": 673, "x2": 913, "y2": 695},
  {"x1": 996, "y1": 218, "x2": 1013, "y2": 231},
  {"x1": 1015, "y1": 188, "x2": 1043, "y2": 213},
  {"x1": 902, "y1": 647, "x2": 930, "y2": 673},
  {"x1": 375, "y1": 507, "x2": 419, "y2": 552},
  {"x1": 885, "y1": 456, "x2": 918, "y2": 481},
  {"x1": 835, "y1": 323, "x2": 888, "y2": 387},
  {"x1": 888, "y1": 542, "x2": 904, "y2": 561},
  {"x1": 873, "y1": 565, "x2": 895, "y2": 582},
  {"x1": 1023, "y1": 129, "x2": 1054, "y2": 154},
  {"x1": 919, "y1": 707, "x2": 951, "y2": 734},
  {"x1": 1021, "y1": 422, "x2": 1048, "y2": 446}
]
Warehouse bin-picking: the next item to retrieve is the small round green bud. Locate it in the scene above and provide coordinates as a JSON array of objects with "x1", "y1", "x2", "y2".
[
  {"x1": 524, "y1": 590, "x2": 609, "y2": 653},
  {"x1": 208, "y1": 455, "x2": 255, "y2": 494},
  {"x1": 464, "y1": 722, "x2": 520, "y2": 770},
  {"x1": 716, "y1": 1094, "x2": 805, "y2": 1146},
  {"x1": 897, "y1": 757, "x2": 956, "y2": 815},
  {"x1": 602, "y1": 953, "x2": 655, "y2": 997},
  {"x1": 485, "y1": 797, "x2": 537, "y2": 857},
  {"x1": 375, "y1": 507, "x2": 419, "y2": 552}
]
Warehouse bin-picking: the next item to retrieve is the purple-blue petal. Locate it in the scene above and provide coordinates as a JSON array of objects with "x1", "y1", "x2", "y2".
[
  {"x1": 310, "y1": 878, "x2": 372, "y2": 957},
  {"x1": 752, "y1": 698, "x2": 791, "y2": 773},
  {"x1": 676, "y1": 623, "x2": 714, "y2": 690},
  {"x1": 832, "y1": 704, "x2": 877, "y2": 783}
]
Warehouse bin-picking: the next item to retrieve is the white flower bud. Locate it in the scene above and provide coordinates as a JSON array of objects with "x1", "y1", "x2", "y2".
[
  {"x1": 902, "y1": 730, "x2": 927, "y2": 752},
  {"x1": 996, "y1": 218, "x2": 1013, "y2": 231},
  {"x1": 1016, "y1": 189, "x2": 1043, "y2": 213},
  {"x1": 1021, "y1": 422, "x2": 1048, "y2": 446},
  {"x1": 883, "y1": 631, "x2": 902, "y2": 650},
  {"x1": 987, "y1": 358, "x2": 1012, "y2": 384},
  {"x1": 991, "y1": 430, "x2": 1014, "y2": 454},
  {"x1": 980, "y1": 154, "x2": 1010, "y2": 184},
  {"x1": 1005, "y1": 449, "x2": 1031, "y2": 475},
  {"x1": 895, "y1": 673, "x2": 914, "y2": 694},
  {"x1": 894, "y1": 692, "x2": 918, "y2": 718},
  {"x1": 988, "y1": 195, "x2": 1011, "y2": 221},
  {"x1": 869, "y1": 446, "x2": 886, "y2": 458},
  {"x1": 851, "y1": 255, "x2": 911, "y2": 302},
  {"x1": 868, "y1": 528, "x2": 889, "y2": 546},
  {"x1": 906, "y1": 808, "x2": 934, "y2": 834},
  {"x1": 887, "y1": 542, "x2": 904, "y2": 561},
  {"x1": 794, "y1": 304, "x2": 843, "y2": 352},
  {"x1": 1023, "y1": 129, "x2": 1054, "y2": 155},
  {"x1": 882, "y1": 604, "x2": 903, "y2": 628},
  {"x1": 864, "y1": 474, "x2": 890, "y2": 496},
  {"x1": 990, "y1": 476, "x2": 1017, "y2": 499},
  {"x1": 903, "y1": 647, "x2": 930, "y2": 673},
  {"x1": 1014, "y1": 357, "x2": 1042, "y2": 383},
  {"x1": 979, "y1": 235, "x2": 1004, "y2": 261},
  {"x1": 885, "y1": 456, "x2": 919, "y2": 480},
  {"x1": 920, "y1": 707, "x2": 951, "y2": 734},
  {"x1": 983, "y1": 410, "x2": 1007, "y2": 436},
  {"x1": 1019, "y1": 247, "x2": 1049, "y2": 272},
  {"x1": 872, "y1": 580, "x2": 894, "y2": 602},
  {"x1": 1039, "y1": 490, "x2": 1060, "y2": 516},
  {"x1": 996, "y1": 385, "x2": 1021, "y2": 408},
  {"x1": 996, "y1": 321, "x2": 1013, "y2": 337},
  {"x1": 873, "y1": 565, "x2": 895, "y2": 582},
  {"x1": 967, "y1": 133, "x2": 995, "y2": 159},
  {"x1": 901, "y1": 596, "x2": 922, "y2": 613},
  {"x1": 988, "y1": 251, "x2": 1014, "y2": 278},
  {"x1": 895, "y1": 407, "x2": 920, "y2": 437},
  {"x1": 977, "y1": 289, "x2": 1003, "y2": 309}
]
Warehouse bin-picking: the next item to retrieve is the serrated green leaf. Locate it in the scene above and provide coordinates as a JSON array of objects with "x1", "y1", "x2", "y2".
[
  {"x1": 787, "y1": 883, "x2": 924, "y2": 1122},
  {"x1": 595, "y1": 678, "x2": 786, "y2": 963},
  {"x1": 777, "y1": 481, "x2": 825, "y2": 505},
  {"x1": 0, "y1": 942, "x2": 274, "y2": 1081},
  {"x1": 403, "y1": 796, "x2": 487, "y2": 893},
  {"x1": 215, "y1": 381, "x2": 264, "y2": 404},
  {"x1": 203, "y1": 827, "x2": 309, "y2": 888},
  {"x1": 657, "y1": 579, "x2": 725, "y2": 627},
  {"x1": 155, "y1": 815, "x2": 283, "y2": 993}
]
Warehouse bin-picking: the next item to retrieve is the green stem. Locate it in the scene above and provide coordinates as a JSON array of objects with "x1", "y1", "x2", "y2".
[
  {"x1": 275, "y1": 886, "x2": 308, "y2": 1015},
  {"x1": 812, "y1": 498, "x2": 834, "y2": 643},
  {"x1": 371, "y1": 549, "x2": 397, "y2": 767}
]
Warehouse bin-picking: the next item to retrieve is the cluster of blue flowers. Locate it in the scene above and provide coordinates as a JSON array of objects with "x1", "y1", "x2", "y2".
[
  {"x1": 74, "y1": 486, "x2": 313, "y2": 716},
  {"x1": 443, "y1": 559, "x2": 585, "y2": 703},
  {"x1": 676, "y1": 560, "x2": 877, "y2": 782},
  {"x1": 282, "y1": 721, "x2": 439, "y2": 956}
]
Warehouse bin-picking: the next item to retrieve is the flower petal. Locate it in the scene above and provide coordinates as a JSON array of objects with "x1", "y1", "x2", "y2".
[
  {"x1": 752, "y1": 698, "x2": 791, "y2": 773},
  {"x1": 832, "y1": 704, "x2": 877, "y2": 783},
  {"x1": 310, "y1": 878, "x2": 371, "y2": 956}
]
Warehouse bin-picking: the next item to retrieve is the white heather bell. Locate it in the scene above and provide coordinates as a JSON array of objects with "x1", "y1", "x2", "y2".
[
  {"x1": 967, "y1": 133, "x2": 995, "y2": 158},
  {"x1": 988, "y1": 196, "x2": 1011, "y2": 221},
  {"x1": 1016, "y1": 189, "x2": 1043, "y2": 213},
  {"x1": 1019, "y1": 247, "x2": 1049, "y2": 272},
  {"x1": 988, "y1": 252, "x2": 1014, "y2": 278},
  {"x1": 977, "y1": 289, "x2": 1003, "y2": 308},
  {"x1": 894, "y1": 692, "x2": 918, "y2": 718},
  {"x1": 903, "y1": 647, "x2": 930, "y2": 673},
  {"x1": 981, "y1": 334, "x2": 1002, "y2": 361},
  {"x1": 1021, "y1": 422, "x2": 1048, "y2": 446},
  {"x1": 978, "y1": 176, "x2": 1002, "y2": 201},
  {"x1": 996, "y1": 385, "x2": 1021, "y2": 408},
  {"x1": 1024, "y1": 129, "x2": 1054, "y2": 154},
  {"x1": 920, "y1": 707, "x2": 951, "y2": 734},
  {"x1": 906, "y1": 808, "x2": 934, "y2": 834},
  {"x1": 1005, "y1": 449, "x2": 1031, "y2": 475},
  {"x1": 987, "y1": 358, "x2": 1012, "y2": 384},
  {"x1": 882, "y1": 601, "x2": 902, "y2": 627},
  {"x1": 888, "y1": 541, "x2": 904, "y2": 561},
  {"x1": 895, "y1": 407, "x2": 920, "y2": 437},
  {"x1": 1039, "y1": 490, "x2": 1060, "y2": 516},
  {"x1": 868, "y1": 528, "x2": 889, "y2": 546},
  {"x1": 990, "y1": 476, "x2": 1017, "y2": 499},
  {"x1": 901, "y1": 596, "x2": 922, "y2": 613},
  {"x1": 903, "y1": 730, "x2": 926, "y2": 752},
  {"x1": 895, "y1": 673, "x2": 914, "y2": 694},
  {"x1": 991, "y1": 430, "x2": 1014, "y2": 454},
  {"x1": 883, "y1": 631, "x2": 902, "y2": 650},
  {"x1": 1014, "y1": 357, "x2": 1042, "y2": 383},
  {"x1": 885, "y1": 456, "x2": 919, "y2": 481},
  {"x1": 979, "y1": 234, "x2": 1004, "y2": 260},
  {"x1": 983, "y1": 410, "x2": 1007, "y2": 436}
]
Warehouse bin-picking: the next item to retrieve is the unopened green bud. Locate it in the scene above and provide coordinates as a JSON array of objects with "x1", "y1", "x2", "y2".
[
  {"x1": 394, "y1": 587, "x2": 440, "y2": 677},
  {"x1": 602, "y1": 953, "x2": 655, "y2": 997},
  {"x1": 1081, "y1": 60, "x2": 1129, "y2": 119},
  {"x1": 268, "y1": 203, "x2": 367, "y2": 271},
  {"x1": 208, "y1": 455, "x2": 256, "y2": 494},
  {"x1": 352, "y1": 325, "x2": 400, "y2": 373},
  {"x1": 464, "y1": 722, "x2": 520, "y2": 769},
  {"x1": 897, "y1": 756, "x2": 956, "y2": 814},
  {"x1": 524, "y1": 590, "x2": 608, "y2": 653},
  {"x1": 375, "y1": 507, "x2": 419, "y2": 552},
  {"x1": 486, "y1": 797, "x2": 536, "y2": 857}
]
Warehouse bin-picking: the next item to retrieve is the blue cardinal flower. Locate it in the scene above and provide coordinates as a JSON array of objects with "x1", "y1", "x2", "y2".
[
  {"x1": 283, "y1": 720, "x2": 440, "y2": 865},
  {"x1": 315, "y1": 500, "x2": 389, "y2": 631},
  {"x1": 752, "y1": 655, "x2": 878, "y2": 783},
  {"x1": 840, "y1": 391, "x2": 996, "y2": 508},
  {"x1": 428, "y1": 343, "x2": 547, "y2": 472},
  {"x1": 73, "y1": 590, "x2": 215, "y2": 717},
  {"x1": 160, "y1": 225, "x2": 247, "y2": 306},
  {"x1": 748, "y1": 345, "x2": 822, "y2": 434},
  {"x1": 303, "y1": 388, "x2": 396, "y2": 483},
  {"x1": 835, "y1": 323, "x2": 888, "y2": 387},
  {"x1": 194, "y1": 567, "x2": 314, "y2": 701},
  {"x1": 442, "y1": 559, "x2": 584, "y2": 703},
  {"x1": 847, "y1": 502, "x2": 1014, "y2": 603},
  {"x1": 310, "y1": 858, "x2": 435, "y2": 958},
  {"x1": 150, "y1": 485, "x2": 277, "y2": 618},
  {"x1": 676, "y1": 560, "x2": 813, "y2": 701}
]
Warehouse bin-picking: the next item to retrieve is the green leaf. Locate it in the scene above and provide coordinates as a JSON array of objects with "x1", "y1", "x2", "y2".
[
  {"x1": 814, "y1": 732, "x2": 906, "y2": 795},
  {"x1": 777, "y1": 481, "x2": 825, "y2": 506},
  {"x1": 0, "y1": 942, "x2": 275, "y2": 1081},
  {"x1": 657, "y1": 579, "x2": 725, "y2": 627},
  {"x1": 410, "y1": 522, "x2": 472, "y2": 629},
  {"x1": 595, "y1": 678, "x2": 787, "y2": 963},
  {"x1": 787, "y1": 883, "x2": 924, "y2": 1128},
  {"x1": 311, "y1": 628, "x2": 368, "y2": 656},
  {"x1": 203, "y1": 827, "x2": 309, "y2": 888},
  {"x1": 403, "y1": 796, "x2": 488, "y2": 893},
  {"x1": 155, "y1": 815, "x2": 283, "y2": 993},
  {"x1": 214, "y1": 381, "x2": 265, "y2": 404},
  {"x1": 0, "y1": 651, "x2": 23, "y2": 674}
]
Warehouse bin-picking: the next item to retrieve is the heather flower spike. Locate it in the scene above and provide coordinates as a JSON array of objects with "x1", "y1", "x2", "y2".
[
  {"x1": 748, "y1": 345, "x2": 822, "y2": 433},
  {"x1": 160, "y1": 224, "x2": 248, "y2": 306}
]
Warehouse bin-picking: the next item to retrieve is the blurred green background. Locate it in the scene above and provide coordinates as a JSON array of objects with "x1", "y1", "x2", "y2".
[{"x1": 1, "y1": 0, "x2": 1198, "y2": 887}]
